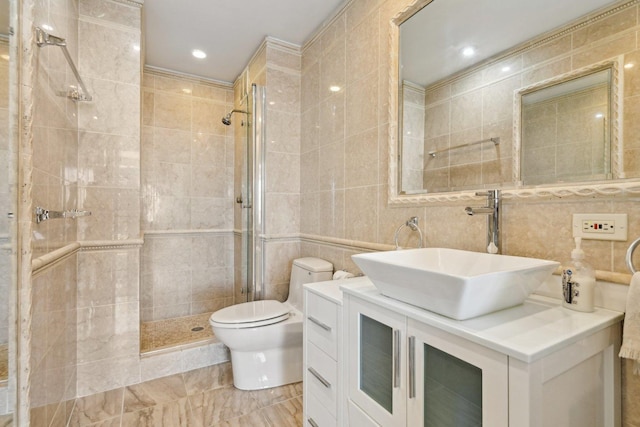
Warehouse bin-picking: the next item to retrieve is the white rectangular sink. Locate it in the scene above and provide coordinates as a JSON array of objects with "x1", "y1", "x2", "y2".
[{"x1": 351, "y1": 248, "x2": 559, "y2": 320}]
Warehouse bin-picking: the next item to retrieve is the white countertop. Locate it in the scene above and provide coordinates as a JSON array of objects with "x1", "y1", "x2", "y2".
[
  {"x1": 332, "y1": 277, "x2": 623, "y2": 363},
  {"x1": 303, "y1": 276, "x2": 371, "y2": 305}
]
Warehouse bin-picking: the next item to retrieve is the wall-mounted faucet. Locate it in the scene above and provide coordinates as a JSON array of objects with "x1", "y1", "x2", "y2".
[{"x1": 465, "y1": 190, "x2": 501, "y2": 254}]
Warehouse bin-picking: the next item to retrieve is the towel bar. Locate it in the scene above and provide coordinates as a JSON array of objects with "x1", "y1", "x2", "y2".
[{"x1": 626, "y1": 237, "x2": 640, "y2": 274}]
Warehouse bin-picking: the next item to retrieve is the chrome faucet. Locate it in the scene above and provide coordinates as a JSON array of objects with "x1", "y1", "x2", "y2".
[{"x1": 465, "y1": 190, "x2": 501, "y2": 254}]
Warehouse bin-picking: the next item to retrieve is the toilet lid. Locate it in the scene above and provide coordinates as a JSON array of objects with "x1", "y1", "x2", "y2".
[{"x1": 209, "y1": 300, "x2": 290, "y2": 329}]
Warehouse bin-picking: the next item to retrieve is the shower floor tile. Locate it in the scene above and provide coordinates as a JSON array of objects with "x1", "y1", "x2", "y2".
[{"x1": 141, "y1": 312, "x2": 215, "y2": 353}]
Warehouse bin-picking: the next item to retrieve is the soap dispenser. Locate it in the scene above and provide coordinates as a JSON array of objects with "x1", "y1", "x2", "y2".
[{"x1": 562, "y1": 237, "x2": 596, "y2": 312}]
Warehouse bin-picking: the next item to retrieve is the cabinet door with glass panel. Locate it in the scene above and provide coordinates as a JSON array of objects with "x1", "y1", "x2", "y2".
[
  {"x1": 407, "y1": 318, "x2": 509, "y2": 427},
  {"x1": 347, "y1": 296, "x2": 407, "y2": 426}
]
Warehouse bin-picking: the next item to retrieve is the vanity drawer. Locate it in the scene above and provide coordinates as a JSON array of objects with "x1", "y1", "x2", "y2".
[
  {"x1": 305, "y1": 395, "x2": 337, "y2": 427},
  {"x1": 306, "y1": 341, "x2": 338, "y2": 417},
  {"x1": 306, "y1": 292, "x2": 338, "y2": 359}
]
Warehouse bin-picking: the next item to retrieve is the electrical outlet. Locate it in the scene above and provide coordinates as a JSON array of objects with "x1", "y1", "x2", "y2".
[{"x1": 572, "y1": 213, "x2": 628, "y2": 241}]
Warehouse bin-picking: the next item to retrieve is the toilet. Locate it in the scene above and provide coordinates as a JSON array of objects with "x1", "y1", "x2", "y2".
[{"x1": 209, "y1": 257, "x2": 333, "y2": 390}]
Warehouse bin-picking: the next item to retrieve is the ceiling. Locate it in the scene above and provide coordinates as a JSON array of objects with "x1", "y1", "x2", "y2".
[{"x1": 143, "y1": 0, "x2": 346, "y2": 84}]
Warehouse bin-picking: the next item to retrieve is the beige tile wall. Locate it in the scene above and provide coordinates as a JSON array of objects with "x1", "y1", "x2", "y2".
[
  {"x1": 299, "y1": 0, "x2": 640, "y2": 424},
  {"x1": 263, "y1": 44, "x2": 303, "y2": 300},
  {"x1": 141, "y1": 70, "x2": 235, "y2": 321},
  {"x1": 30, "y1": 255, "x2": 78, "y2": 426},
  {"x1": 75, "y1": 0, "x2": 143, "y2": 398},
  {"x1": 400, "y1": 82, "x2": 425, "y2": 191},
  {"x1": 522, "y1": 83, "x2": 609, "y2": 185}
]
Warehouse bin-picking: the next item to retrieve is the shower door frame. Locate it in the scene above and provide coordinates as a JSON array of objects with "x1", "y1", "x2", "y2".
[{"x1": 243, "y1": 83, "x2": 266, "y2": 302}]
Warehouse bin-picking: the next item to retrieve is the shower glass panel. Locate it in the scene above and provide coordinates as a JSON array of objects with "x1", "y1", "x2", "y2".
[{"x1": 239, "y1": 84, "x2": 266, "y2": 302}]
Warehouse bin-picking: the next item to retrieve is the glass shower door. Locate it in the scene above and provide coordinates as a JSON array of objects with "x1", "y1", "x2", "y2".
[{"x1": 238, "y1": 83, "x2": 265, "y2": 302}]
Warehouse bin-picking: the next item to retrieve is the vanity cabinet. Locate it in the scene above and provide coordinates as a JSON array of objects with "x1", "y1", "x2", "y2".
[
  {"x1": 347, "y1": 297, "x2": 508, "y2": 427},
  {"x1": 344, "y1": 283, "x2": 623, "y2": 427},
  {"x1": 303, "y1": 281, "x2": 347, "y2": 427}
]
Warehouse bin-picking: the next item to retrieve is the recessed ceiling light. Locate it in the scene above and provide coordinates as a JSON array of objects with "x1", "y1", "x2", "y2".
[
  {"x1": 501, "y1": 66, "x2": 511, "y2": 72},
  {"x1": 625, "y1": 63, "x2": 635, "y2": 69},
  {"x1": 41, "y1": 24, "x2": 53, "y2": 31},
  {"x1": 329, "y1": 85, "x2": 341, "y2": 92},
  {"x1": 462, "y1": 46, "x2": 475, "y2": 57},
  {"x1": 192, "y1": 49, "x2": 207, "y2": 59}
]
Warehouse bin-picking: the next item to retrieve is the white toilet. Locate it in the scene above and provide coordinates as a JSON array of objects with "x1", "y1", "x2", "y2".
[{"x1": 209, "y1": 257, "x2": 333, "y2": 390}]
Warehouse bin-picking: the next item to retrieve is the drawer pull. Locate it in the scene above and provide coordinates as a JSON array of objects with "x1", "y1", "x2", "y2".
[
  {"x1": 308, "y1": 316, "x2": 332, "y2": 332},
  {"x1": 308, "y1": 367, "x2": 331, "y2": 389},
  {"x1": 308, "y1": 418, "x2": 320, "y2": 427}
]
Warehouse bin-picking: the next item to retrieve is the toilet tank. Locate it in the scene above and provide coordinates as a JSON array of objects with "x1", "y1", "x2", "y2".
[{"x1": 288, "y1": 257, "x2": 333, "y2": 311}]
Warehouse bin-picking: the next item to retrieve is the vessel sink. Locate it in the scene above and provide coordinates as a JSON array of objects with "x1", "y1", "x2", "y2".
[{"x1": 351, "y1": 248, "x2": 559, "y2": 320}]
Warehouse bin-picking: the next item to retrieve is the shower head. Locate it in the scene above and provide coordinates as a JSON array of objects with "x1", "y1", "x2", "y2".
[{"x1": 221, "y1": 109, "x2": 249, "y2": 126}]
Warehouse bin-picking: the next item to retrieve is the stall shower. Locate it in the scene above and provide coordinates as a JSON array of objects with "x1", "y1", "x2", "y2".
[{"x1": 140, "y1": 81, "x2": 267, "y2": 353}]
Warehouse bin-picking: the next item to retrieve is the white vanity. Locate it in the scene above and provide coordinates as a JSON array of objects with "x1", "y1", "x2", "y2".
[{"x1": 303, "y1": 277, "x2": 623, "y2": 427}]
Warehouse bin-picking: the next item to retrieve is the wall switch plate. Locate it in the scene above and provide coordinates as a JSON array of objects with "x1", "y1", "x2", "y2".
[{"x1": 572, "y1": 213, "x2": 628, "y2": 241}]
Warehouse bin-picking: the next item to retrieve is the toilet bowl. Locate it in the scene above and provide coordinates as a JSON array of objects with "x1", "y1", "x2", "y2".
[{"x1": 209, "y1": 257, "x2": 333, "y2": 390}]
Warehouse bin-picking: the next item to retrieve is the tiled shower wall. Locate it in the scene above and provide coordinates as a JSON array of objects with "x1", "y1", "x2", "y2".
[
  {"x1": 74, "y1": 0, "x2": 142, "y2": 397},
  {"x1": 298, "y1": 0, "x2": 640, "y2": 425},
  {"x1": 140, "y1": 70, "x2": 235, "y2": 321}
]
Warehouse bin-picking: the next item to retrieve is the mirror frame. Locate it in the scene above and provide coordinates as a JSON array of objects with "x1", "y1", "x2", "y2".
[{"x1": 388, "y1": 0, "x2": 640, "y2": 204}]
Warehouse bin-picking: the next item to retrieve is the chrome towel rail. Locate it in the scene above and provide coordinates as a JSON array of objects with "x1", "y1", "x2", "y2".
[
  {"x1": 35, "y1": 207, "x2": 91, "y2": 224},
  {"x1": 627, "y1": 237, "x2": 640, "y2": 274},
  {"x1": 428, "y1": 137, "x2": 499, "y2": 158},
  {"x1": 35, "y1": 27, "x2": 92, "y2": 102}
]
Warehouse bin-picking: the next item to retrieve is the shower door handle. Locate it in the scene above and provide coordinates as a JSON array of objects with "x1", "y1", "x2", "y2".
[{"x1": 236, "y1": 196, "x2": 252, "y2": 209}]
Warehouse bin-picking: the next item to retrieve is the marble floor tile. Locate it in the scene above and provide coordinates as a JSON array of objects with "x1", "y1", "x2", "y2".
[
  {"x1": 261, "y1": 396, "x2": 303, "y2": 427},
  {"x1": 0, "y1": 414, "x2": 11, "y2": 427},
  {"x1": 210, "y1": 411, "x2": 271, "y2": 427},
  {"x1": 62, "y1": 363, "x2": 303, "y2": 427},
  {"x1": 123, "y1": 374, "x2": 188, "y2": 413},
  {"x1": 188, "y1": 385, "x2": 260, "y2": 426},
  {"x1": 68, "y1": 388, "x2": 123, "y2": 426},
  {"x1": 0, "y1": 344, "x2": 6, "y2": 382},
  {"x1": 121, "y1": 397, "x2": 194, "y2": 427},
  {"x1": 250, "y1": 382, "x2": 303, "y2": 408},
  {"x1": 183, "y1": 363, "x2": 233, "y2": 395}
]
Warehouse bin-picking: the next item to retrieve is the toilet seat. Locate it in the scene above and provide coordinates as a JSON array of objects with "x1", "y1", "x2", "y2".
[{"x1": 209, "y1": 300, "x2": 290, "y2": 329}]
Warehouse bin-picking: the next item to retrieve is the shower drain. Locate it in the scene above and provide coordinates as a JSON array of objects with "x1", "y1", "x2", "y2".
[{"x1": 191, "y1": 326, "x2": 204, "y2": 332}]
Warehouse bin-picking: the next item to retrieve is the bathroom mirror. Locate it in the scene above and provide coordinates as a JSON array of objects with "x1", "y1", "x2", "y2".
[
  {"x1": 518, "y1": 65, "x2": 616, "y2": 186},
  {"x1": 391, "y1": 0, "x2": 640, "y2": 202}
]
